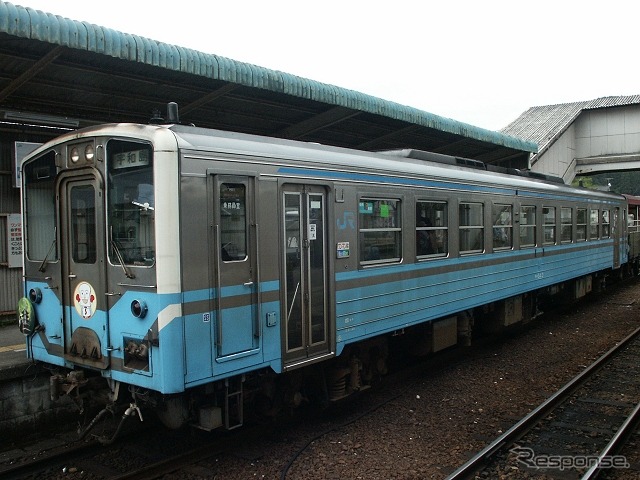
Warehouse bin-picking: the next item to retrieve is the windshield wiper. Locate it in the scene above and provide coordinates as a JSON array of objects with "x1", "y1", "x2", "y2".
[
  {"x1": 109, "y1": 228, "x2": 135, "y2": 279},
  {"x1": 38, "y1": 228, "x2": 57, "y2": 273},
  {"x1": 132, "y1": 201, "x2": 154, "y2": 211}
]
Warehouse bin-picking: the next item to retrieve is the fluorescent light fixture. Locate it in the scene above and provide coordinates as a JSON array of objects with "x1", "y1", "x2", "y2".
[{"x1": 3, "y1": 110, "x2": 80, "y2": 128}]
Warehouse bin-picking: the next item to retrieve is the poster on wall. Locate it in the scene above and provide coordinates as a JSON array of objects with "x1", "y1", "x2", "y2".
[{"x1": 7, "y1": 213, "x2": 22, "y2": 268}]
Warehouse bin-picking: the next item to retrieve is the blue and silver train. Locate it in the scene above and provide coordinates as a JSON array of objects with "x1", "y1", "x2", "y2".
[{"x1": 17, "y1": 106, "x2": 635, "y2": 432}]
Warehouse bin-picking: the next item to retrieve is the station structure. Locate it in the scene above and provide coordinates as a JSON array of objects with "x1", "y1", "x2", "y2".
[{"x1": 1, "y1": 1, "x2": 639, "y2": 318}]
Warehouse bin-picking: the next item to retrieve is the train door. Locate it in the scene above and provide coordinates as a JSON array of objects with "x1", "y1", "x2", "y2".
[
  {"x1": 282, "y1": 185, "x2": 330, "y2": 366},
  {"x1": 213, "y1": 176, "x2": 259, "y2": 358},
  {"x1": 613, "y1": 207, "x2": 621, "y2": 268},
  {"x1": 59, "y1": 172, "x2": 109, "y2": 369}
]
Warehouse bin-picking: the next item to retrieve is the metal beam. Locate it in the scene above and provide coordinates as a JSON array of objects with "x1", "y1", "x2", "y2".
[
  {"x1": 181, "y1": 84, "x2": 240, "y2": 116},
  {"x1": 355, "y1": 125, "x2": 421, "y2": 150},
  {"x1": 0, "y1": 46, "x2": 65, "y2": 103},
  {"x1": 276, "y1": 106, "x2": 359, "y2": 140},
  {"x1": 575, "y1": 154, "x2": 640, "y2": 175}
]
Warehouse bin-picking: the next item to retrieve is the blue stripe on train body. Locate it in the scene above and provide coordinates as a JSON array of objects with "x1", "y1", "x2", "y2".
[{"x1": 334, "y1": 242, "x2": 616, "y2": 353}]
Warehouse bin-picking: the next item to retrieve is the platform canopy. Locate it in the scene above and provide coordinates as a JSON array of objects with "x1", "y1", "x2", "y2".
[{"x1": 0, "y1": 1, "x2": 537, "y2": 166}]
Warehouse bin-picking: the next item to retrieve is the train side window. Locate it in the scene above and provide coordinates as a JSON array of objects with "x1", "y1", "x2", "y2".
[
  {"x1": 543, "y1": 207, "x2": 556, "y2": 245},
  {"x1": 577, "y1": 208, "x2": 587, "y2": 241},
  {"x1": 519, "y1": 205, "x2": 536, "y2": 248},
  {"x1": 590, "y1": 209, "x2": 600, "y2": 239},
  {"x1": 359, "y1": 198, "x2": 401, "y2": 265},
  {"x1": 416, "y1": 201, "x2": 447, "y2": 258},
  {"x1": 220, "y1": 183, "x2": 247, "y2": 261},
  {"x1": 492, "y1": 204, "x2": 512, "y2": 250},
  {"x1": 602, "y1": 209, "x2": 611, "y2": 238},
  {"x1": 459, "y1": 202, "x2": 484, "y2": 254},
  {"x1": 561, "y1": 207, "x2": 573, "y2": 243}
]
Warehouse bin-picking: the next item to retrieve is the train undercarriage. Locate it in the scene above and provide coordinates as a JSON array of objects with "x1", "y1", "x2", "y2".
[{"x1": 48, "y1": 270, "x2": 626, "y2": 441}]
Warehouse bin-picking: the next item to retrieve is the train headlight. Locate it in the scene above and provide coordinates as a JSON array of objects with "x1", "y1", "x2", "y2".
[
  {"x1": 84, "y1": 144, "x2": 95, "y2": 162},
  {"x1": 70, "y1": 146, "x2": 80, "y2": 163},
  {"x1": 131, "y1": 300, "x2": 148, "y2": 318},
  {"x1": 28, "y1": 287, "x2": 42, "y2": 304}
]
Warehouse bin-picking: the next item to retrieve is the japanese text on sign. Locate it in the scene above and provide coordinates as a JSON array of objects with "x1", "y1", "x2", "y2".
[{"x1": 7, "y1": 214, "x2": 23, "y2": 268}]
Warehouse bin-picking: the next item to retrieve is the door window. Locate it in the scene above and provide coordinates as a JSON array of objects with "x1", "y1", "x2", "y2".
[
  {"x1": 283, "y1": 189, "x2": 328, "y2": 358},
  {"x1": 284, "y1": 193, "x2": 303, "y2": 351},
  {"x1": 308, "y1": 194, "x2": 326, "y2": 345},
  {"x1": 70, "y1": 185, "x2": 96, "y2": 263},
  {"x1": 220, "y1": 183, "x2": 247, "y2": 261}
]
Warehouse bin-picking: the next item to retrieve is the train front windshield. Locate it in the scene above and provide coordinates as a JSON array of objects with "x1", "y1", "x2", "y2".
[
  {"x1": 23, "y1": 152, "x2": 58, "y2": 262},
  {"x1": 107, "y1": 141, "x2": 155, "y2": 267},
  {"x1": 23, "y1": 139, "x2": 155, "y2": 268}
]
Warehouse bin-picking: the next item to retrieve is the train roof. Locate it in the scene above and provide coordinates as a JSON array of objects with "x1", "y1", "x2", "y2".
[
  {"x1": 168, "y1": 124, "x2": 624, "y2": 202},
  {"x1": 623, "y1": 194, "x2": 640, "y2": 206},
  {"x1": 27, "y1": 122, "x2": 625, "y2": 204}
]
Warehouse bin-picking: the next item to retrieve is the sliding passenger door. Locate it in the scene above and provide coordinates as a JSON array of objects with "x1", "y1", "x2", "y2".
[
  {"x1": 282, "y1": 185, "x2": 330, "y2": 367},
  {"x1": 613, "y1": 207, "x2": 621, "y2": 268},
  {"x1": 213, "y1": 175, "x2": 259, "y2": 358}
]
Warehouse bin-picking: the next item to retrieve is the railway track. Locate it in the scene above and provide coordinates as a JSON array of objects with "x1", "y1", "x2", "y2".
[
  {"x1": 3, "y1": 284, "x2": 639, "y2": 479},
  {"x1": 447, "y1": 326, "x2": 640, "y2": 480},
  {"x1": 0, "y1": 419, "x2": 240, "y2": 480},
  {"x1": 0, "y1": 344, "x2": 457, "y2": 480}
]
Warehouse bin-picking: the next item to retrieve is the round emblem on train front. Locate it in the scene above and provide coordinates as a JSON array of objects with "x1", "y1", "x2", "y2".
[{"x1": 74, "y1": 281, "x2": 97, "y2": 319}]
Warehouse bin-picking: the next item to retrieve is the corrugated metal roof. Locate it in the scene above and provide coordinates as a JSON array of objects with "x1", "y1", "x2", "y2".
[
  {"x1": 0, "y1": 1, "x2": 536, "y2": 159},
  {"x1": 586, "y1": 95, "x2": 640, "y2": 109},
  {"x1": 501, "y1": 95, "x2": 640, "y2": 160}
]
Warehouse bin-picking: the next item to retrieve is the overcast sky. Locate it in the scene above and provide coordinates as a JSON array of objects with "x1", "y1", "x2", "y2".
[{"x1": 10, "y1": 0, "x2": 638, "y2": 131}]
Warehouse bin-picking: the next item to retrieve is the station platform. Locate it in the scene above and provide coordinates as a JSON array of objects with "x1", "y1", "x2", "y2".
[{"x1": 0, "y1": 322, "x2": 32, "y2": 381}]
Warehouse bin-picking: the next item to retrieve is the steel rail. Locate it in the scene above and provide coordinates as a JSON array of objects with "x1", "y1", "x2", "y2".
[
  {"x1": 580, "y1": 400, "x2": 640, "y2": 480},
  {"x1": 0, "y1": 440, "x2": 99, "y2": 480},
  {"x1": 445, "y1": 325, "x2": 640, "y2": 480}
]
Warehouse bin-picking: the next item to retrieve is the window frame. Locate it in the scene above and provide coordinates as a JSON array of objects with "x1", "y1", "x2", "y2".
[
  {"x1": 220, "y1": 182, "x2": 248, "y2": 262},
  {"x1": 459, "y1": 201, "x2": 484, "y2": 255},
  {"x1": 23, "y1": 151, "x2": 58, "y2": 262},
  {"x1": 106, "y1": 139, "x2": 155, "y2": 268},
  {"x1": 416, "y1": 200, "x2": 448, "y2": 259},
  {"x1": 589, "y1": 209, "x2": 600, "y2": 240},
  {"x1": 519, "y1": 205, "x2": 537, "y2": 248},
  {"x1": 602, "y1": 209, "x2": 611, "y2": 238},
  {"x1": 543, "y1": 206, "x2": 556, "y2": 245},
  {"x1": 492, "y1": 203, "x2": 513, "y2": 251},
  {"x1": 358, "y1": 197, "x2": 402, "y2": 266},
  {"x1": 576, "y1": 208, "x2": 587, "y2": 242},
  {"x1": 560, "y1": 207, "x2": 573, "y2": 244}
]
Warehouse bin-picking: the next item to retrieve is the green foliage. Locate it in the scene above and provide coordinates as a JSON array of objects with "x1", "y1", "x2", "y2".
[
  {"x1": 575, "y1": 172, "x2": 640, "y2": 195},
  {"x1": 572, "y1": 177, "x2": 594, "y2": 188}
]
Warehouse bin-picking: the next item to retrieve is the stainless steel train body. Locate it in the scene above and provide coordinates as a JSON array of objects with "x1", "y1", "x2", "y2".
[{"x1": 18, "y1": 122, "x2": 629, "y2": 430}]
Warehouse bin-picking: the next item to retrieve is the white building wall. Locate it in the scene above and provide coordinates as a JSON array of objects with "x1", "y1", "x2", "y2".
[
  {"x1": 532, "y1": 124, "x2": 576, "y2": 179},
  {"x1": 535, "y1": 105, "x2": 640, "y2": 183},
  {"x1": 575, "y1": 106, "x2": 640, "y2": 158}
]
